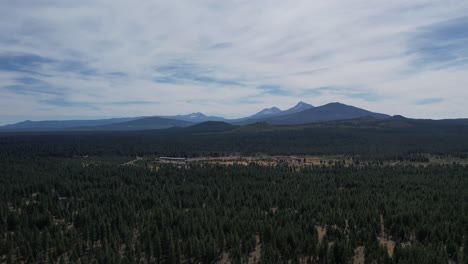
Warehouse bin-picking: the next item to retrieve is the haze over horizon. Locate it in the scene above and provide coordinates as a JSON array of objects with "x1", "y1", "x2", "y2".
[{"x1": 1, "y1": 1, "x2": 468, "y2": 125}]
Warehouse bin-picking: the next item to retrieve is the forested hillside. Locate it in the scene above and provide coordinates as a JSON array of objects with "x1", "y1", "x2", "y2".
[
  {"x1": 1, "y1": 119, "x2": 468, "y2": 159},
  {"x1": 1, "y1": 123, "x2": 467, "y2": 263}
]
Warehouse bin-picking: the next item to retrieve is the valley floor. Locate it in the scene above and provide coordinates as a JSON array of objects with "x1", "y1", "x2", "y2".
[{"x1": 118, "y1": 154, "x2": 468, "y2": 168}]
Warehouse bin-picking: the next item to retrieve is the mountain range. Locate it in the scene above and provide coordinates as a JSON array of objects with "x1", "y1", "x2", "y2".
[
  {"x1": 0, "y1": 101, "x2": 463, "y2": 132},
  {"x1": 163, "y1": 112, "x2": 227, "y2": 123},
  {"x1": 243, "y1": 101, "x2": 314, "y2": 119}
]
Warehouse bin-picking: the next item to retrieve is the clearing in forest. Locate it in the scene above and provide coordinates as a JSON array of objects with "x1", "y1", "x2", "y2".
[
  {"x1": 353, "y1": 246, "x2": 365, "y2": 264},
  {"x1": 248, "y1": 235, "x2": 262, "y2": 264},
  {"x1": 378, "y1": 214, "x2": 395, "y2": 257}
]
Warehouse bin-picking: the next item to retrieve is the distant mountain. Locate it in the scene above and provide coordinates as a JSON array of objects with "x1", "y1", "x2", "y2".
[
  {"x1": 0, "y1": 101, "x2": 398, "y2": 132},
  {"x1": 263, "y1": 102, "x2": 390, "y2": 125},
  {"x1": 279, "y1": 101, "x2": 314, "y2": 116},
  {"x1": 0, "y1": 117, "x2": 143, "y2": 132},
  {"x1": 235, "y1": 101, "x2": 314, "y2": 123},
  {"x1": 77, "y1": 117, "x2": 193, "y2": 131},
  {"x1": 166, "y1": 112, "x2": 226, "y2": 123},
  {"x1": 248, "y1": 107, "x2": 282, "y2": 119}
]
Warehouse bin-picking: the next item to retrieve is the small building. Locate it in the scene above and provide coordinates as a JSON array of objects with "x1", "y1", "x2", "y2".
[
  {"x1": 158, "y1": 157, "x2": 187, "y2": 163},
  {"x1": 273, "y1": 156, "x2": 292, "y2": 162}
]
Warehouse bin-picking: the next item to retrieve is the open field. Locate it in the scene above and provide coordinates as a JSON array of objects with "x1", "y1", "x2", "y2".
[{"x1": 119, "y1": 154, "x2": 468, "y2": 168}]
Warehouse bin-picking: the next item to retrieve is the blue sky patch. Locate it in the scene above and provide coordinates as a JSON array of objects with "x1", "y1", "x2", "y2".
[
  {"x1": 2, "y1": 77, "x2": 62, "y2": 96},
  {"x1": 3, "y1": 84, "x2": 62, "y2": 96},
  {"x1": 40, "y1": 98, "x2": 99, "y2": 109},
  {"x1": 155, "y1": 62, "x2": 244, "y2": 86},
  {"x1": 0, "y1": 53, "x2": 54, "y2": 75},
  {"x1": 302, "y1": 86, "x2": 384, "y2": 102},
  {"x1": 58, "y1": 60, "x2": 97, "y2": 76},
  {"x1": 14, "y1": 77, "x2": 45, "y2": 85},
  {"x1": 258, "y1": 84, "x2": 291, "y2": 96},
  {"x1": 416, "y1": 98, "x2": 443, "y2": 105},
  {"x1": 410, "y1": 16, "x2": 468, "y2": 68}
]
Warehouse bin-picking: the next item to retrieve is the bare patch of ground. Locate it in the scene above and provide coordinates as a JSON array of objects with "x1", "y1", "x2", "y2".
[
  {"x1": 109, "y1": 154, "x2": 468, "y2": 169},
  {"x1": 378, "y1": 237, "x2": 396, "y2": 257},
  {"x1": 378, "y1": 214, "x2": 395, "y2": 257},
  {"x1": 299, "y1": 256, "x2": 314, "y2": 263},
  {"x1": 121, "y1": 157, "x2": 143, "y2": 166},
  {"x1": 401, "y1": 242, "x2": 412, "y2": 248},
  {"x1": 248, "y1": 235, "x2": 262, "y2": 264},
  {"x1": 316, "y1": 226, "x2": 327, "y2": 244},
  {"x1": 218, "y1": 251, "x2": 231, "y2": 264},
  {"x1": 353, "y1": 246, "x2": 365, "y2": 264}
]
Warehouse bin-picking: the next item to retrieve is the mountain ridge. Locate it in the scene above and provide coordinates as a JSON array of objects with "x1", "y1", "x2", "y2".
[
  {"x1": 248, "y1": 107, "x2": 282, "y2": 119},
  {"x1": 0, "y1": 117, "x2": 144, "y2": 131},
  {"x1": 2, "y1": 101, "x2": 460, "y2": 132},
  {"x1": 165, "y1": 112, "x2": 226, "y2": 123},
  {"x1": 69, "y1": 117, "x2": 193, "y2": 131},
  {"x1": 262, "y1": 102, "x2": 390, "y2": 125},
  {"x1": 279, "y1": 101, "x2": 314, "y2": 116}
]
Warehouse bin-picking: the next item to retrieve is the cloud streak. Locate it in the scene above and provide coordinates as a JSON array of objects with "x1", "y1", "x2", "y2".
[
  {"x1": 416, "y1": 98, "x2": 444, "y2": 105},
  {"x1": 0, "y1": 0, "x2": 468, "y2": 124}
]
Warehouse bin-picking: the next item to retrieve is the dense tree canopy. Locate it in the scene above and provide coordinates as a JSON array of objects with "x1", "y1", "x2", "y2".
[
  {"x1": 1, "y1": 122, "x2": 467, "y2": 160},
  {"x1": 1, "y1": 157, "x2": 467, "y2": 263},
  {"x1": 1, "y1": 127, "x2": 467, "y2": 263}
]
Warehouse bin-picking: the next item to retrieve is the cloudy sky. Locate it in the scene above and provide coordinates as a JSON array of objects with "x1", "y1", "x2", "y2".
[{"x1": 1, "y1": 0, "x2": 468, "y2": 124}]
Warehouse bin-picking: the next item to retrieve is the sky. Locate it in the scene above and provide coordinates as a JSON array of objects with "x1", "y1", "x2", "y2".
[{"x1": 1, "y1": 0, "x2": 468, "y2": 125}]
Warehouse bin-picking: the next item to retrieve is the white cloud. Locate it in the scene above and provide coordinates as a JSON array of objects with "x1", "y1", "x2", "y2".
[{"x1": 0, "y1": 0, "x2": 468, "y2": 124}]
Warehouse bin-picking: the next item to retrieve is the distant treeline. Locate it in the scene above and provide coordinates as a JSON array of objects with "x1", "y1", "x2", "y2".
[{"x1": 1, "y1": 123, "x2": 468, "y2": 159}]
